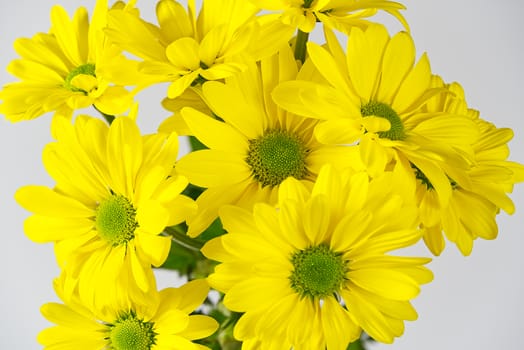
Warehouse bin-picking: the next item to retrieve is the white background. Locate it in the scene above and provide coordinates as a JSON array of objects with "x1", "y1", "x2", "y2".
[{"x1": 0, "y1": 1, "x2": 523, "y2": 349}]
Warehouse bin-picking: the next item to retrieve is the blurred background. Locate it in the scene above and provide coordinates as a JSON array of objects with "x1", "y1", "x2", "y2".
[{"x1": 0, "y1": 1, "x2": 522, "y2": 349}]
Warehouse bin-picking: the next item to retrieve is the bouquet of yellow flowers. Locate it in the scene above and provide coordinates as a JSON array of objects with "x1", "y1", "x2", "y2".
[{"x1": 2, "y1": 1, "x2": 523, "y2": 349}]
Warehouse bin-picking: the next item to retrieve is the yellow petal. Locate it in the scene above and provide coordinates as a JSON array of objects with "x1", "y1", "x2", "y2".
[
  {"x1": 164, "y1": 195, "x2": 197, "y2": 226},
  {"x1": 136, "y1": 200, "x2": 169, "y2": 234},
  {"x1": 200, "y1": 62, "x2": 246, "y2": 81},
  {"x1": 219, "y1": 205, "x2": 258, "y2": 235},
  {"x1": 186, "y1": 184, "x2": 247, "y2": 237},
  {"x1": 106, "y1": 116, "x2": 143, "y2": 197},
  {"x1": 176, "y1": 149, "x2": 251, "y2": 187},
  {"x1": 40, "y1": 303, "x2": 99, "y2": 330},
  {"x1": 15, "y1": 186, "x2": 93, "y2": 217},
  {"x1": 347, "y1": 25, "x2": 389, "y2": 100},
  {"x1": 392, "y1": 53, "x2": 431, "y2": 113},
  {"x1": 136, "y1": 233, "x2": 171, "y2": 267},
  {"x1": 70, "y1": 74, "x2": 98, "y2": 93},
  {"x1": 423, "y1": 225, "x2": 445, "y2": 256},
  {"x1": 129, "y1": 249, "x2": 150, "y2": 292},
  {"x1": 159, "y1": 279, "x2": 209, "y2": 314},
  {"x1": 167, "y1": 71, "x2": 200, "y2": 99},
  {"x1": 93, "y1": 86, "x2": 133, "y2": 115},
  {"x1": 156, "y1": 0, "x2": 193, "y2": 41},
  {"x1": 7, "y1": 59, "x2": 64, "y2": 84},
  {"x1": 341, "y1": 289, "x2": 394, "y2": 343},
  {"x1": 202, "y1": 81, "x2": 264, "y2": 139},
  {"x1": 181, "y1": 107, "x2": 248, "y2": 152},
  {"x1": 307, "y1": 42, "x2": 352, "y2": 96},
  {"x1": 348, "y1": 268, "x2": 420, "y2": 300},
  {"x1": 106, "y1": 9, "x2": 166, "y2": 62},
  {"x1": 178, "y1": 315, "x2": 219, "y2": 340},
  {"x1": 24, "y1": 216, "x2": 93, "y2": 243},
  {"x1": 224, "y1": 277, "x2": 291, "y2": 311},
  {"x1": 50, "y1": 5, "x2": 86, "y2": 65},
  {"x1": 166, "y1": 37, "x2": 200, "y2": 70},
  {"x1": 377, "y1": 32, "x2": 415, "y2": 103},
  {"x1": 154, "y1": 309, "x2": 189, "y2": 334},
  {"x1": 303, "y1": 194, "x2": 330, "y2": 244},
  {"x1": 322, "y1": 297, "x2": 361, "y2": 350}
]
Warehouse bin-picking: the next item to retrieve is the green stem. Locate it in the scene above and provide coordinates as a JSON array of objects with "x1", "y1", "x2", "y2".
[
  {"x1": 94, "y1": 105, "x2": 115, "y2": 125},
  {"x1": 164, "y1": 225, "x2": 203, "y2": 251},
  {"x1": 294, "y1": 30, "x2": 310, "y2": 63}
]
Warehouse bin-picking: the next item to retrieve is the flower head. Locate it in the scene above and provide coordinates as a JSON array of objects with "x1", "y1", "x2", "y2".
[
  {"x1": 105, "y1": 0, "x2": 289, "y2": 100},
  {"x1": 202, "y1": 165, "x2": 433, "y2": 348},
  {"x1": 0, "y1": 0, "x2": 135, "y2": 121},
  {"x1": 416, "y1": 77, "x2": 524, "y2": 255},
  {"x1": 39, "y1": 278, "x2": 218, "y2": 350},
  {"x1": 15, "y1": 114, "x2": 196, "y2": 309},
  {"x1": 176, "y1": 46, "x2": 360, "y2": 237},
  {"x1": 274, "y1": 25, "x2": 479, "y2": 209}
]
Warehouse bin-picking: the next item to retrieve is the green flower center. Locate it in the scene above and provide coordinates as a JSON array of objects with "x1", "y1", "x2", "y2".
[
  {"x1": 289, "y1": 244, "x2": 347, "y2": 299},
  {"x1": 361, "y1": 101, "x2": 406, "y2": 140},
  {"x1": 64, "y1": 63, "x2": 96, "y2": 93},
  {"x1": 108, "y1": 312, "x2": 156, "y2": 350},
  {"x1": 95, "y1": 195, "x2": 138, "y2": 246},
  {"x1": 246, "y1": 129, "x2": 309, "y2": 188}
]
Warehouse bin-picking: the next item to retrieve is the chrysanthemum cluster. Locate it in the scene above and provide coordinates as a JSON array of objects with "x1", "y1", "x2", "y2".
[{"x1": 2, "y1": 0, "x2": 523, "y2": 349}]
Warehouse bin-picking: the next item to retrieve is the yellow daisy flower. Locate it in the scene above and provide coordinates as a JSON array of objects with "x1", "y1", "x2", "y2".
[
  {"x1": 39, "y1": 278, "x2": 218, "y2": 350},
  {"x1": 0, "y1": 0, "x2": 134, "y2": 122},
  {"x1": 416, "y1": 78, "x2": 524, "y2": 255},
  {"x1": 202, "y1": 165, "x2": 433, "y2": 348},
  {"x1": 105, "y1": 0, "x2": 290, "y2": 100},
  {"x1": 273, "y1": 25, "x2": 479, "y2": 208},
  {"x1": 249, "y1": 0, "x2": 408, "y2": 34},
  {"x1": 176, "y1": 46, "x2": 361, "y2": 237},
  {"x1": 15, "y1": 115, "x2": 196, "y2": 309}
]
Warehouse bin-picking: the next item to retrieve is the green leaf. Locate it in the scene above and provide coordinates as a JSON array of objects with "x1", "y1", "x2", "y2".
[{"x1": 347, "y1": 339, "x2": 365, "y2": 350}]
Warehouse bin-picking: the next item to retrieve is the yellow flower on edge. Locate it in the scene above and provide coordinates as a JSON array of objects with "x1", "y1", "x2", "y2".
[
  {"x1": 39, "y1": 278, "x2": 218, "y2": 350},
  {"x1": 202, "y1": 165, "x2": 433, "y2": 348},
  {"x1": 175, "y1": 46, "x2": 362, "y2": 237},
  {"x1": 273, "y1": 25, "x2": 479, "y2": 209},
  {"x1": 0, "y1": 0, "x2": 134, "y2": 122},
  {"x1": 248, "y1": 0, "x2": 408, "y2": 34},
  {"x1": 15, "y1": 115, "x2": 196, "y2": 310},
  {"x1": 105, "y1": 0, "x2": 292, "y2": 100},
  {"x1": 417, "y1": 77, "x2": 524, "y2": 255}
]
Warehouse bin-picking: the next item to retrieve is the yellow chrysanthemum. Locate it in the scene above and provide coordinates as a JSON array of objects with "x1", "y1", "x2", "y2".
[
  {"x1": 105, "y1": 0, "x2": 291, "y2": 100},
  {"x1": 0, "y1": 0, "x2": 135, "y2": 122},
  {"x1": 15, "y1": 115, "x2": 196, "y2": 309},
  {"x1": 39, "y1": 278, "x2": 218, "y2": 350},
  {"x1": 202, "y1": 165, "x2": 433, "y2": 348},
  {"x1": 416, "y1": 78, "x2": 524, "y2": 255},
  {"x1": 175, "y1": 47, "x2": 361, "y2": 237},
  {"x1": 249, "y1": 0, "x2": 408, "y2": 34},
  {"x1": 273, "y1": 25, "x2": 479, "y2": 209}
]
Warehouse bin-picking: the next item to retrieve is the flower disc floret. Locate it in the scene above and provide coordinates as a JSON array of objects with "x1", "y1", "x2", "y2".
[
  {"x1": 108, "y1": 312, "x2": 156, "y2": 350},
  {"x1": 289, "y1": 244, "x2": 347, "y2": 299},
  {"x1": 361, "y1": 101, "x2": 405, "y2": 140},
  {"x1": 95, "y1": 194, "x2": 138, "y2": 246},
  {"x1": 64, "y1": 63, "x2": 96, "y2": 93},
  {"x1": 246, "y1": 129, "x2": 309, "y2": 187}
]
